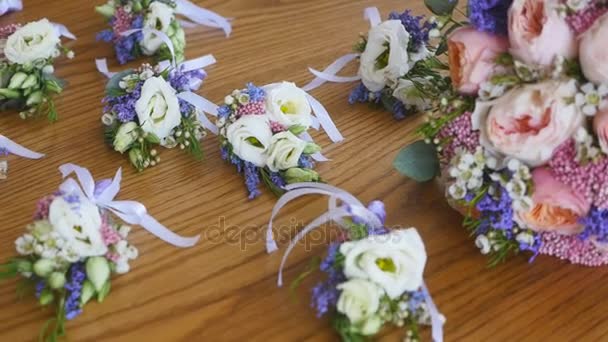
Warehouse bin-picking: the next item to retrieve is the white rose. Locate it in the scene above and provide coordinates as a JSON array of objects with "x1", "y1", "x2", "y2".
[
  {"x1": 264, "y1": 82, "x2": 312, "y2": 129},
  {"x1": 392, "y1": 78, "x2": 430, "y2": 111},
  {"x1": 141, "y1": 1, "x2": 175, "y2": 55},
  {"x1": 340, "y1": 228, "x2": 427, "y2": 299},
  {"x1": 359, "y1": 20, "x2": 411, "y2": 92},
  {"x1": 48, "y1": 194, "x2": 108, "y2": 258},
  {"x1": 226, "y1": 114, "x2": 273, "y2": 167},
  {"x1": 336, "y1": 279, "x2": 384, "y2": 335},
  {"x1": 4, "y1": 19, "x2": 61, "y2": 64},
  {"x1": 136, "y1": 76, "x2": 181, "y2": 140},
  {"x1": 113, "y1": 122, "x2": 139, "y2": 153},
  {"x1": 265, "y1": 131, "x2": 307, "y2": 172}
]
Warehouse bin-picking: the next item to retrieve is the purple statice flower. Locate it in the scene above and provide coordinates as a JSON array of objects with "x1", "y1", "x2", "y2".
[
  {"x1": 244, "y1": 162, "x2": 262, "y2": 199},
  {"x1": 113, "y1": 15, "x2": 144, "y2": 65},
  {"x1": 519, "y1": 233, "x2": 542, "y2": 263},
  {"x1": 392, "y1": 100, "x2": 408, "y2": 120},
  {"x1": 96, "y1": 29, "x2": 114, "y2": 42},
  {"x1": 469, "y1": 0, "x2": 513, "y2": 35},
  {"x1": 388, "y1": 10, "x2": 436, "y2": 51},
  {"x1": 298, "y1": 155, "x2": 314, "y2": 169},
  {"x1": 476, "y1": 185, "x2": 515, "y2": 235},
  {"x1": 269, "y1": 171, "x2": 286, "y2": 188},
  {"x1": 580, "y1": 207, "x2": 608, "y2": 243},
  {"x1": 312, "y1": 243, "x2": 346, "y2": 317},
  {"x1": 64, "y1": 262, "x2": 86, "y2": 320},
  {"x1": 35, "y1": 279, "x2": 46, "y2": 298},
  {"x1": 0, "y1": 147, "x2": 8, "y2": 156},
  {"x1": 218, "y1": 105, "x2": 232, "y2": 119},
  {"x1": 169, "y1": 67, "x2": 206, "y2": 93},
  {"x1": 103, "y1": 81, "x2": 143, "y2": 123},
  {"x1": 408, "y1": 289, "x2": 426, "y2": 312},
  {"x1": 349, "y1": 83, "x2": 370, "y2": 104},
  {"x1": 245, "y1": 83, "x2": 265, "y2": 102}
]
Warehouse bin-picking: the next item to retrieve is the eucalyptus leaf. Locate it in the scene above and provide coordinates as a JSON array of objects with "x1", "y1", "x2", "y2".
[
  {"x1": 393, "y1": 140, "x2": 439, "y2": 182},
  {"x1": 425, "y1": 0, "x2": 459, "y2": 16},
  {"x1": 105, "y1": 69, "x2": 134, "y2": 97}
]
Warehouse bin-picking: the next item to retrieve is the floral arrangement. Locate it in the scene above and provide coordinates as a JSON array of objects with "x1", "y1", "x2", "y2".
[
  {"x1": 96, "y1": 0, "x2": 230, "y2": 65},
  {"x1": 217, "y1": 82, "x2": 328, "y2": 199},
  {"x1": 395, "y1": 0, "x2": 608, "y2": 266},
  {"x1": 101, "y1": 61, "x2": 207, "y2": 171},
  {"x1": 0, "y1": 19, "x2": 74, "y2": 121},
  {"x1": 304, "y1": 7, "x2": 448, "y2": 120},
  {"x1": 0, "y1": 164, "x2": 198, "y2": 341},
  {"x1": 265, "y1": 183, "x2": 443, "y2": 342}
]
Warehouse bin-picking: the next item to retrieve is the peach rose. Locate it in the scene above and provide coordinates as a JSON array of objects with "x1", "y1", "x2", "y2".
[
  {"x1": 580, "y1": 12, "x2": 608, "y2": 84},
  {"x1": 593, "y1": 108, "x2": 608, "y2": 154},
  {"x1": 508, "y1": 0, "x2": 577, "y2": 67},
  {"x1": 472, "y1": 80, "x2": 583, "y2": 167},
  {"x1": 517, "y1": 168, "x2": 590, "y2": 234},
  {"x1": 447, "y1": 27, "x2": 509, "y2": 95}
]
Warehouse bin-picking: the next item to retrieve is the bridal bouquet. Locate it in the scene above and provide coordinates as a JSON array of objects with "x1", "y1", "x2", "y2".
[
  {"x1": 218, "y1": 82, "x2": 342, "y2": 199},
  {"x1": 304, "y1": 7, "x2": 449, "y2": 120},
  {"x1": 266, "y1": 183, "x2": 444, "y2": 342},
  {"x1": 0, "y1": 164, "x2": 198, "y2": 341},
  {"x1": 396, "y1": 0, "x2": 608, "y2": 266},
  {"x1": 101, "y1": 59, "x2": 209, "y2": 171},
  {"x1": 96, "y1": 0, "x2": 230, "y2": 65},
  {"x1": 0, "y1": 19, "x2": 74, "y2": 121}
]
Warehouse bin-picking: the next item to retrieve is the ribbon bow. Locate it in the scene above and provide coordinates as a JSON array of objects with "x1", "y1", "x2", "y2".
[
  {"x1": 301, "y1": 7, "x2": 381, "y2": 92},
  {"x1": 265, "y1": 182, "x2": 444, "y2": 342},
  {"x1": 0, "y1": 135, "x2": 44, "y2": 159},
  {"x1": 58, "y1": 163, "x2": 200, "y2": 248},
  {"x1": 0, "y1": 0, "x2": 21, "y2": 16},
  {"x1": 175, "y1": 0, "x2": 232, "y2": 37}
]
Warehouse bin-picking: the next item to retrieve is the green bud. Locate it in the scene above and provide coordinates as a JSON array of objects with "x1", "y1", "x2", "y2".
[
  {"x1": 128, "y1": 148, "x2": 143, "y2": 171},
  {"x1": 20, "y1": 74, "x2": 38, "y2": 89},
  {"x1": 8, "y1": 72, "x2": 27, "y2": 89},
  {"x1": 15, "y1": 259, "x2": 32, "y2": 274},
  {"x1": 303, "y1": 143, "x2": 321, "y2": 155},
  {"x1": 39, "y1": 289, "x2": 54, "y2": 306},
  {"x1": 132, "y1": 1, "x2": 143, "y2": 12},
  {"x1": 80, "y1": 280, "x2": 96, "y2": 306},
  {"x1": 283, "y1": 168, "x2": 320, "y2": 184},
  {"x1": 97, "y1": 280, "x2": 111, "y2": 302},
  {"x1": 288, "y1": 125, "x2": 307, "y2": 136},
  {"x1": 44, "y1": 79, "x2": 63, "y2": 94},
  {"x1": 48, "y1": 272, "x2": 66, "y2": 289},
  {"x1": 26, "y1": 91, "x2": 43, "y2": 106},
  {"x1": 95, "y1": 4, "x2": 116, "y2": 18},
  {"x1": 144, "y1": 132, "x2": 160, "y2": 144},
  {"x1": 33, "y1": 259, "x2": 54, "y2": 278},
  {"x1": 86, "y1": 257, "x2": 111, "y2": 292}
]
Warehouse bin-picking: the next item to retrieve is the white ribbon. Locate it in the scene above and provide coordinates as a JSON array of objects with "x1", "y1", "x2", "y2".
[
  {"x1": 302, "y1": 7, "x2": 383, "y2": 92},
  {"x1": 58, "y1": 163, "x2": 200, "y2": 247},
  {"x1": 123, "y1": 28, "x2": 176, "y2": 66},
  {"x1": 0, "y1": 135, "x2": 44, "y2": 159},
  {"x1": 176, "y1": 91, "x2": 219, "y2": 135},
  {"x1": 0, "y1": 0, "x2": 21, "y2": 16},
  {"x1": 51, "y1": 22, "x2": 77, "y2": 40},
  {"x1": 299, "y1": 131, "x2": 328, "y2": 162},
  {"x1": 175, "y1": 0, "x2": 232, "y2": 37},
  {"x1": 95, "y1": 58, "x2": 116, "y2": 78}
]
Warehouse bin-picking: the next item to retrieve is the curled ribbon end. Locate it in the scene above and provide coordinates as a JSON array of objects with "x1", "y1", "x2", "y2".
[{"x1": 266, "y1": 241, "x2": 279, "y2": 254}]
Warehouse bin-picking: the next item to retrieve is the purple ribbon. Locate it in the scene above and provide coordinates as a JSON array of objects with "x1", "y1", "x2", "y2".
[
  {"x1": 58, "y1": 163, "x2": 200, "y2": 247},
  {"x1": 0, "y1": 135, "x2": 44, "y2": 159}
]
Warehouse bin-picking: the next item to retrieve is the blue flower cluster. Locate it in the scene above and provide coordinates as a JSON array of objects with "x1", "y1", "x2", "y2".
[
  {"x1": 103, "y1": 81, "x2": 142, "y2": 123},
  {"x1": 64, "y1": 262, "x2": 86, "y2": 320},
  {"x1": 221, "y1": 146, "x2": 265, "y2": 199},
  {"x1": 469, "y1": 0, "x2": 513, "y2": 35},
  {"x1": 580, "y1": 207, "x2": 608, "y2": 243},
  {"x1": 96, "y1": 15, "x2": 144, "y2": 65},
  {"x1": 312, "y1": 243, "x2": 345, "y2": 317},
  {"x1": 388, "y1": 10, "x2": 436, "y2": 51},
  {"x1": 169, "y1": 67, "x2": 206, "y2": 116}
]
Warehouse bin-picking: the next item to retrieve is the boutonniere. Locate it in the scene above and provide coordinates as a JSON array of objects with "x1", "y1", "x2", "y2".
[
  {"x1": 0, "y1": 134, "x2": 44, "y2": 178},
  {"x1": 266, "y1": 183, "x2": 444, "y2": 341},
  {"x1": 0, "y1": 19, "x2": 75, "y2": 121},
  {"x1": 302, "y1": 7, "x2": 447, "y2": 120},
  {"x1": 96, "y1": 0, "x2": 231, "y2": 65},
  {"x1": 0, "y1": 164, "x2": 198, "y2": 341},
  {"x1": 217, "y1": 82, "x2": 344, "y2": 199},
  {"x1": 97, "y1": 40, "x2": 217, "y2": 171}
]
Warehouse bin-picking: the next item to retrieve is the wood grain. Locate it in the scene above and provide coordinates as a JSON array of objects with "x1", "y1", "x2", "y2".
[{"x1": 1, "y1": 0, "x2": 608, "y2": 341}]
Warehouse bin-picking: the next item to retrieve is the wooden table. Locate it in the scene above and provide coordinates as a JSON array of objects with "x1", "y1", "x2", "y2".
[{"x1": 1, "y1": 0, "x2": 607, "y2": 341}]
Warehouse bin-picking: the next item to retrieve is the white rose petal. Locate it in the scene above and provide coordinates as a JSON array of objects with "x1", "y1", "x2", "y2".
[
  {"x1": 141, "y1": 2, "x2": 175, "y2": 55},
  {"x1": 265, "y1": 131, "x2": 307, "y2": 172},
  {"x1": 226, "y1": 114, "x2": 273, "y2": 167},
  {"x1": 336, "y1": 278, "x2": 383, "y2": 334},
  {"x1": 136, "y1": 76, "x2": 181, "y2": 140},
  {"x1": 264, "y1": 82, "x2": 312, "y2": 129},
  {"x1": 4, "y1": 19, "x2": 61, "y2": 65},
  {"x1": 340, "y1": 228, "x2": 427, "y2": 298}
]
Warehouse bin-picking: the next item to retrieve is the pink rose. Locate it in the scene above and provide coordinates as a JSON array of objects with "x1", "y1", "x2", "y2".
[
  {"x1": 593, "y1": 108, "x2": 608, "y2": 154},
  {"x1": 472, "y1": 80, "x2": 583, "y2": 167},
  {"x1": 517, "y1": 168, "x2": 590, "y2": 234},
  {"x1": 580, "y1": 12, "x2": 608, "y2": 84},
  {"x1": 447, "y1": 27, "x2": 509, "y2": 95},
  {"x1": 508, "y1": 0, "x2": 577, "y2": 66}
]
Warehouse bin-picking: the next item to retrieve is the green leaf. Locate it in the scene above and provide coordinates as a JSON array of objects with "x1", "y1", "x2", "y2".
[
  {"x1": 289, "y1": 256, "x2": 321, "y2": 299},
  {"x1": 260, "y1": 168, "x2": 286, "y2": 197},
  {"x1": 105, "y1": 69, "x2": 134, "y2": 97},
  {"x1": 97, "y1": 280, "x2": 111, "y2": 302},
  {"x1": 425, "y1": 0, "x2": 459, "y2": 16},
  {"x1": 393, "y1": 140, "x2": 439, "y2": 182},
  {"x1": 288, "y1": 125, "x2": 307, "y2": 136},
  {"x1": 145, "y1": 132, "x2": 161, "y2": 144}
]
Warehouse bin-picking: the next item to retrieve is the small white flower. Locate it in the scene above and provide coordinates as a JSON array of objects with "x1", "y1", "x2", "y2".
[
  {"x1": 506, "y1": 179, "x2": 527, "y2": 198},
  {"x1": 101, "y1": 113, "x2": 115, "y2": 126},
  {"x1": 429, "y1": 28, "x2": 440, "y2": 38},
  {"x1": 118, "y1": 225, "x2": 131, "y2": 238},
  {"x1": 139, "y1": 69, "x2": 154, "y2": 80},
  {"x1": 448, "y1": 183, "x2": 467, "y2": 200},
  {"x1": 66, "y1": 51, "x2": 75, "y2": 59},
  {"x1": 513, "y1": 196, "x2": 534, "y2": 212},
  {"x1": 516, "y1": 232, "x2": 535, "y2": 246},
  {"x1": 507, "y1": 159, "x2": 521, "y2": 172},
  {"x1": 475, "y1": 235, "x2": 491, "y2": 255},
  {"x1": 42, "y1": 65, "x2": 54, "y2": 74},
  {"x1": 15, "y1": 234, "x2": 35, "y2": 255},
  {"x1": 224, "y1": 95, "x2": 235, "y2": 105}
]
